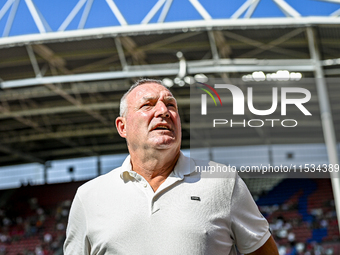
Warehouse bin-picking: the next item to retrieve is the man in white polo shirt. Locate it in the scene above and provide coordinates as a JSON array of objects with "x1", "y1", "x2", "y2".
[{"x1": 64, "y1": 79, "x2": 279, "y2": 255}]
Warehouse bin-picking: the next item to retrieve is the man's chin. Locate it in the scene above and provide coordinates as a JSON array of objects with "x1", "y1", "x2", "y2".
[
  {"x1": 151, "y1": 138, "x2": 178, "y2": 149},
  {"x1": 153, "y1": 141, "x2": 175, "y2": 149}
]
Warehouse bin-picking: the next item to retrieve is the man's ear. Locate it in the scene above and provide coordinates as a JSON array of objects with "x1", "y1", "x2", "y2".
[{"x1": 115, "y1": 117, "x2": 127, "y2": 138}]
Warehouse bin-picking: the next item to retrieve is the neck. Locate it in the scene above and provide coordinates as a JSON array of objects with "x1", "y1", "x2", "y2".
[{"x1": 129, "y1": 149, "x2": 180, "y2": 192}]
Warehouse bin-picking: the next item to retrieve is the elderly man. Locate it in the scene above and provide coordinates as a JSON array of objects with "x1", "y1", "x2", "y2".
[{"x1": 64, "y1": 79, "x2": 279, "y2": 255}]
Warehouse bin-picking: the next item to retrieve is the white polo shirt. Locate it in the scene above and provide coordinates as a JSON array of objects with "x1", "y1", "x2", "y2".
[{"x1": 64, "y1": 152, "x2": 271, "y2": 255}]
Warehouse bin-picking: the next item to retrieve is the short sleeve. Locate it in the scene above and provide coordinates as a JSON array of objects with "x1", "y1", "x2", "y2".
[
  {"x1": 230, "y1": 175, "x2": 271, "y2": 254},
  {"x1": 63, "y1": 192, "x2": 91, "y2": 255}
]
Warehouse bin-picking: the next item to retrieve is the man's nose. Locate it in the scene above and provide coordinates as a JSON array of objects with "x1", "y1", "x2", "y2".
[{"x1": 155, "y1": 101, "x2": 170, "y2": 118}]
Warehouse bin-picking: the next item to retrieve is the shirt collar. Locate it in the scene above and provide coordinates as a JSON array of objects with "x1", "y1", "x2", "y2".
[{"x1": 119, "y1": 151, "x2": 195, "y2": 181}]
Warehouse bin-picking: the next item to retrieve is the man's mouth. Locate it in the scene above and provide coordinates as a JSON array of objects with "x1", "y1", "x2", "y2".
[{"x1": 153, "y1": 125, "x2": 171, "y2": 131}]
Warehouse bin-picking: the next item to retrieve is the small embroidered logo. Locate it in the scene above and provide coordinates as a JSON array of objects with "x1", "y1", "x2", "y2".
[{"x1": 191, "y1": 196, "x2": 201, "y2": 201}]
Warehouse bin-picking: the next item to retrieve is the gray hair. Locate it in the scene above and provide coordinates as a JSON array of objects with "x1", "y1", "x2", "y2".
[{"x1": 119, "y1": 78, "x2": 170, "y2": 117}]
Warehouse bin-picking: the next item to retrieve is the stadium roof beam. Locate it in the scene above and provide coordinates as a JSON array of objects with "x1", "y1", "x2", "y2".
[
  {"x1": 120, "y1": 36, "x2": 147, "y2": 65},
  {"x1": 0, "y1": 97, "x2": 192, "y2": 119},
  {"x1": 0, "y1": 0, "x2": 15, "y2": 22},
  {"x1": 314, "y1": 0, "x2": 340, "y2": 4},
  {"x1": 26, "y1": 44, "x2": 42, "y2": 77},
  {"x1": 142, "y1": 0, "x2": 211, "y2": 23},
  {"x1": 58, "y1": 0, "x2": 86, "y2": 31},
  {"x1": 158, "y1": 0, "x2": 173, "y2": 23},
  {"x1": 0, "y1": 142, "x2": 45, "y2": 164},
  {"x1": 223, "y1": 30, "x2": 307, "y2": 58},
  {"x1": 44, "y1": 82, "x2": 111, "y2": 126},
  {"x1": 142, "y1": 0, "x2": 167, "y2": 24},
  {"x1": 115, "y1": 37, "x2": 128, "y2": 71},
  {"x1": 1, "y1": 119, "x2": 325, "y2": 144},
  {"x1": 58, "y1": 0, "x2": 127, "y2": 31},
  {"x1": 0, "y1": 0, "x2": 51, "y2": 37},
  {"x1": 232, "y1": 0, "x2": 255, "y2": 19},
  {"x1": 319, "y1": 0, "x2": 340, "y2": 17},
  {"x1": 231, "y1": 0, "x2": 276, "y2": 19},
  {"x1": 0, "y1": 59, "x2": 315, "y2": 89},
  {"x1": 0, "y1": 103, "x2": 97, "y2": 158},
  {"x1": 138, "y1": 31, "x2": 201, "y2": 51},
  {"x1": 272, "y1": 0, "x2": 301, "y2": 18},
  {"x1": 188, "y1": 0, "x2": 211, "y2": 20},
  {"x1": 244, "y1": 0, "x2": 260, "y2": 19},
  {"x1": 208, "y1": 31, "x2": 220, "y2": 61},
  {"x1": 27, "y1": 43, "x2": 113, "y2": 127},
  {"x1": 307, "y1": 26, "x2": 340, "y2": 232},
  {"x1": 24, "y1": 0, "x2": 47, "y2": 33},
  {"x1": 105, "y1": 0, "x2": 128, "y2": 26},
  {"x1": 213, "y1": 31, "x2": 231, "y2": 59},
  {"x1": 238, "y1": 28, "x2": 306, "y2": 58},
  {"x1": 0, "y1": 97, "x2": 325, "y2": 120},
  {"x1": 0, "y1": 80, "x2": 130, "y2": 101},
  {"x1": 2, "y1": 0, "x2": 19, "y2": 37},
  {"x1": 78, "y1": 0, "x2": 94, "y2": 29},
  {"x1": 2, "y1": 18, "x2": 340, "y2": 48},
  {"x1": 32, "y1": 44, "x2": 70, "y2": 74}
]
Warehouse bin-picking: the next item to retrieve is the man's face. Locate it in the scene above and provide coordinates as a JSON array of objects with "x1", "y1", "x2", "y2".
[{"x1": 118, "y1": 83, "x2": 181, "y2": 153}]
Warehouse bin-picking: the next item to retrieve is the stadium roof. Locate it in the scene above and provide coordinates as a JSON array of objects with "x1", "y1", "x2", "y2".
[{"x1": 1, "y1": 0, "x2": 340, "y2": 167}]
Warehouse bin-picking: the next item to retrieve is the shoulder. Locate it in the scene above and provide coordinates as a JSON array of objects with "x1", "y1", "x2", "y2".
[{"x1": 76, "y1": 166, "x2": 123, "y2": 198}]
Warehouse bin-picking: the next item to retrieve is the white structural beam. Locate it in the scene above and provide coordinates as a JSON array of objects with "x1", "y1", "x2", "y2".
[
  {"x1": 2, "y1": 17, "x2": 340, "y2": 49},
  {"x1": 0, "y1": 102, "x2": 120, "y2": 119},
  {"x1": 188, "y1": 0, "x2": 211, "y2": 20},
  {"x1": 35, "y1": 4, "x2": 52, "y2": 32},
  {"x1": 105, "y1": 0, "x2": 128, "y2": 26},
  {"x1": 244, "y1": 0, "x2": 260, "y2": 19},
  {"x1": 307, "y1": 27, "x2": 340, "y2": 233},
  {"x1": 312, "y1": 0, "x2": 340, "y2": 4},
  {"x1": 58, "y1": 0, "x2": 87, "y2": 31},
  {"x1": 0, "y1": 59, "x2": 314, "y2": 89},
  {"x1": 78, "y1": 0, "x2": 94, "y2": 29},
  {"x1": 158, "y1": 0, "x2": 173, "y2": 23},
  {"x1": 0, "y1": 0, "x2": 15, "y2": 21},
  {"x1": 231, "y1": 0, "x2": 256, "y2": 19},
  {"x1": 2, "y1": 0, "x2": 19, "y2": 37},
  {"x1": 141, "y1": 0, "x2": 167, "y2": 24},
  {"x1": 114, "y1": 37, "x2": 128, "y2": 70},
  {"x1": 26, "y1": 44, "x2": 41, "y2": 77},
  {"x1": 272, "y1": 0, "x2": 301, "y2": 18},
  {"x1": 24, "y1": 0, "x2": 46, "y2": 33},
  {"x1": 331, "y1": 8, "x2": 340, "y2": 16},
  {"x1": 207, "y1": 31, "x2": 219, "y2": 61}
]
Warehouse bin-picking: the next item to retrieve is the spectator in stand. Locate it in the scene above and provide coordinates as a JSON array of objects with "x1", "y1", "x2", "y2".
[
  {"x1": 43, "y1": 232, "x2": 52, "y2": 243},
  {"x1": 0, "y1": 244, "x2": 6, "y2": 255}
]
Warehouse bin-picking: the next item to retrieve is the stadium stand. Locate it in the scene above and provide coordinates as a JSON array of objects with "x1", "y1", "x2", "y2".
[
  {"x1": 257, "y1": 178, "x2": 339, "y2": 255},
  {"x1": 0, "y1": 178, "x2": 338, "y2": 255},
  {"x1": 0, "y1": 181, "x2": 86, "y2": 255}
]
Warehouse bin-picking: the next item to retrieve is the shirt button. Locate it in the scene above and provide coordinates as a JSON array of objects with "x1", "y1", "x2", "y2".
[{"x1": 143, "y1": 183, "x2": 147, "y2": 188}]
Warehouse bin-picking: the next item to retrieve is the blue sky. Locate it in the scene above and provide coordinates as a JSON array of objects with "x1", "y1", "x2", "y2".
[{"x1": 0, "y1": 0, "x2": 340, "y2": 37}]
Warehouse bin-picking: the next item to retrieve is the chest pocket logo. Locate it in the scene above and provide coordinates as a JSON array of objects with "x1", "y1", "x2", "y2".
[{"x1": 191, "y1": 196, "x2": 201, "y2": 201}]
